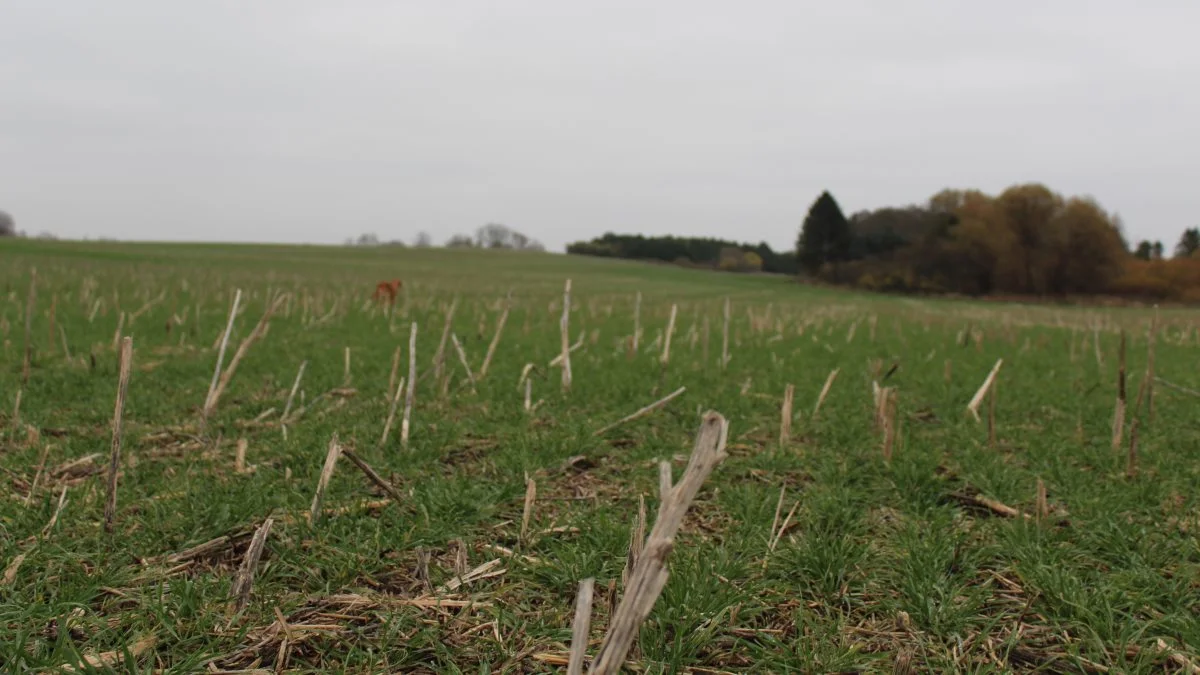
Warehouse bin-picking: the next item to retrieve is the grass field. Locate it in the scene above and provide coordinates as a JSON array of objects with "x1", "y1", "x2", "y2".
[{"x1": 2, "y1": 238, "x2": 1198, "y2": 673}]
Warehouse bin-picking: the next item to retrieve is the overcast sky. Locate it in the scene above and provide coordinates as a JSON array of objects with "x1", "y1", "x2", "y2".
[{"x1": 2, "y1": 1, "x2": 1198, "y2": 252}]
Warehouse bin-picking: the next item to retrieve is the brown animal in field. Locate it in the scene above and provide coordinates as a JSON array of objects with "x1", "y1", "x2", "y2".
[{"x1": 373, "y1": 279, "x2": 403, "y2": 306}]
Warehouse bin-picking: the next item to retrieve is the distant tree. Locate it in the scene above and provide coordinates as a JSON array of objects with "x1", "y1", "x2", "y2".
[
  {"x1": 446, "y1": 234, "x2": 475, "y2": 248},
  {"x1": 1175, "y1": 228, "x2": 1200, "y2": 258},
  {"x1": 414, "y1": 231, "x2": 433, "y2": 248},
  {"x1": 847, "y1": 206, "x2": 951, "y2": 259},
  {"x1": 752, "y1": 242, "x2": 772, "y2": 262},
  {"x1": 994, "y1": 183, "x2": 1063, "y2": 294},
  {"x1": 1152, "y1": 240, "x2": 1164, "y2": 260},
  {"x1": 476, "y1": 223, "x2": 512, "y2": 249},
  {"x1": 717, "y1": 246, "x2": 746, "y2": 272},
  {"x1": 471, "y1": 223, "x2": 544, "y2": 250},
  {"x1": 1112, "y1": 213, "x2": 1131, "y2": 252},
  {"x1": 1134, "y1": 240, "x2": 1153, "y2": 260},
  {"x1": 354, "y1": 233, "x2": 380, "y2": 247},
  {"x1": 714, "y1": 247, "x2": 766, "y2": 272},
  {"x1": 1046, "y1": 196, "x2": 1128, "y2": 294},
  {"x1": 797, "y1": 191, "x2": 852, "y2": 280},
  {"x1": 927, "y1": 189, "x2": 970, "y2": 217},
  {"x1": 568, "y1": 233, "x2": 791, "y2": 273},
  {"x1": 942, "y1": 191, "x2": 1013, "y2": 295},
  {"x1": 0, "y1": 210, "x2": 14, "y2": 237},
  {"x1": 837, "y1": 185, "x2": 1125, "y2": 296}
]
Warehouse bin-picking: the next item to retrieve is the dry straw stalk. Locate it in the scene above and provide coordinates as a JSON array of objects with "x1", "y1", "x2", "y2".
[
  {"x1": 432, "y1": 297, "x2": 459, "y2": 383},
  {"x1": 657, "y1": 463, "x2": 671, "y2": 500},
  {"x1": 567, "y1": 578, "x2": 596, "y2": 675},
  {"x1": 987, "y1": 381, "x2": 998, "y2": 448},
  {"x1": 967, "y1": 358, "x2": 1003, "y2": 422},
  {"x1": 549, "y1": 332, "x2": 585, "y2": 367},
  {"x1": 812, "y1": 368, "x2": 840, "y2": 419},
  {"x1": 450, "y1": 333, "x2": 476, "y2": 391},
  {"x1": 592, "y1": 386, "x2": 686, "y2": 437},
  {"x1": 235, "y1": 438, "x2": 248, "y2": 474},
  {"x1": 401, "y1": 322, "x2": 418, "y2": 448},
  {"x1": 22, "y1": 268, "x2": 36, "y2": 385},
  {"x1": 341, "y1": 448, "x2": 404, "y2": 503},
  {"x1": 520, "y1": 477, "x2": 537, "y2": 543},
  {"x1": 206, "y1": 292, "x2": 286, "y2": 418},
  {"x1": 625, "y1": 495, "x2": 648, "y2": 589},
  {"x1": 882, "y1": 388, "x2": 898, "y2": 462},
  {"x1": 230, "y1": 517, "x2": 274, "y2": 612},
  {"x1": 583, "y1": 411, "x2": 729, "y2": 674},
  {"x1": 309, "y1": 435, "x2": 343, "y2": 524},
  {"x1": 632, "y1": 291, "x2": 641, "y2": 354},
  {"x1": 281, "y1": 360, "x2": 307, "y2": 425},
  {"x1": 205, "y1": 289, "x2": 242, "y2": 415},
  {"x1": 479, "y1": 292, "x2": 511, "y2": 379},
  {"x1": 779, "y1": 383, "x2": 795, "y2": 445},
  {"x1": 560, "y1": 279, "x2": 573, "y2": 391},
  {"x1": 660, "y1": 304, "x2": 677, "y2": 365},
  {"x1": 104, "y1": 336, "x2": 133, "y2": 533},
  {"x1": 380, "y1": 377, "x2": 406, "y2": 447},
  {"x1": 1112, "y1": 330, "x2": 1127, "y2": 450},
  {"x1": 60, "y1": 635, "x2": 157, "y2": 673},
  {"x1": 387, "y1": 345, "x2": 402, "y2": 403},
  {"x1": 721, "y1": 297, "x2": 731, "y2": 369},
  {"x1": 1147, "y1": 310, "x2": 1159, "y2": 421}
]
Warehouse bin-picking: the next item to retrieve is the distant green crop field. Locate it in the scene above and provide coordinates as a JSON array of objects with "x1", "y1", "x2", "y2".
[{"x1": 1, "y1": 240, "x2": 1197, "y2": 673}]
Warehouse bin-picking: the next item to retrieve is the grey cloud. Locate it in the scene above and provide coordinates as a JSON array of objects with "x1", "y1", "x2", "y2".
[{"x1": 1, "y1": 0, "x2": 1197, "y2": 250}]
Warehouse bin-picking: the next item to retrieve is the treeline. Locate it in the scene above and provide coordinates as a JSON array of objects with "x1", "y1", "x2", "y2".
[
  {"x1": 566, "y1": 233, "x2": 797, "y2": 274},
  {"x1": 444, "y1": 223, "x2": 545, "y2": 251},
  {"x1": 0, "y1": 209, "x2": 55, "y2": 240},
  {"x1": 798, "y1": 185, "x2": 1200, "y2": 301},
  {"x1": 347, "y1": 223, "x2": 545, "y2": 251}
]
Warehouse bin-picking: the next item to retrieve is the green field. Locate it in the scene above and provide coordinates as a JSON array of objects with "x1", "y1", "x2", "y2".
[{"x1": 2, "y1": 239, "x2": 1198, "y2": 673}]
